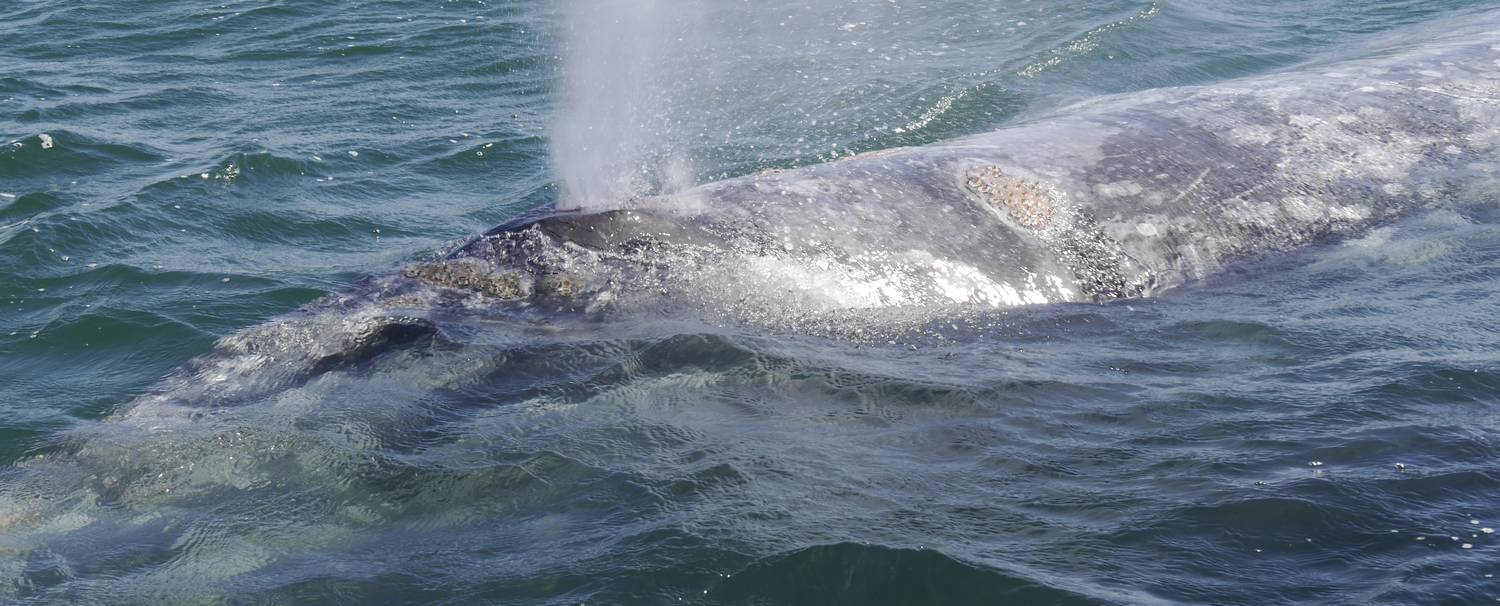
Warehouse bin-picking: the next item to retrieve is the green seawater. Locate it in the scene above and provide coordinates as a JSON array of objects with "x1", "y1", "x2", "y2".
[{"x1": 2, "y1": 1, "x2": 1499, "y2": 604}]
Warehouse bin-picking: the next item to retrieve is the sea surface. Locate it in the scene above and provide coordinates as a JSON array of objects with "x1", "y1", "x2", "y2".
[{"x1": 3, "y1": 1, "x2": 1499, "y2": 604}]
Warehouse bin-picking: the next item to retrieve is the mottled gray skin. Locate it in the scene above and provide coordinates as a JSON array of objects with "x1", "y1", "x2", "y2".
[{"x1": 113, "y1": 17, "x2": 1500, "y2": 411}]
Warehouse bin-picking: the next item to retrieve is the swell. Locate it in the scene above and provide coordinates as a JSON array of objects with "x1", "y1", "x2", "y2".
[
  {"x1": 0, "y1": 130, "x2": 166, "y2": 180},
  {"x1": 707, "y1": 542, "x2": 1106, "y2": 605},
  {"x1": 15, "y1": 88, "x2": 238, "y2": 123}
]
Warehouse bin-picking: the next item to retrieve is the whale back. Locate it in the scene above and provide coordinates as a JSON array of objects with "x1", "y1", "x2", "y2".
[{"x1": 408, "y1": 22, "x2": 1500, "y2": 329}]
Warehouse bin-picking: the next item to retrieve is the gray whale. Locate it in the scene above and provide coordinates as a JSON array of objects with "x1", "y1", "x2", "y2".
[
  {"x1": 62, "y1": 17, "x2": 1493, "y2": 419},
  {"x1": 4, "y1": 12, "x2": 1500, "y2": 597},
  {"x1": 119, "y1": 18, "x2": 1500, "y2": 410}
]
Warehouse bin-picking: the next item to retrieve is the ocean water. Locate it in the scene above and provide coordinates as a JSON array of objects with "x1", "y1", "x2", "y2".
[{"x1": 2, "y1": 1, "x2": 1499, "y2": 604}]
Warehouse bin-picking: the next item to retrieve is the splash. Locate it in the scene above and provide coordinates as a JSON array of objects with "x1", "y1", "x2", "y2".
[
  {"x1": 547, "y1": 0, "x2": 1047, "y2": 211},
  {"x1": 550, "y1": 0, "x2": 708, "y2": 210}
]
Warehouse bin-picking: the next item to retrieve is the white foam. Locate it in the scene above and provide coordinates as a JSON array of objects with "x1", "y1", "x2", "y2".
[
  {"x1": 930, "y1": 258, "x2": 1035, "y2": 306},
  {"x1": 1045, "y1": 274, "x2": 1076, "y2": 299}
]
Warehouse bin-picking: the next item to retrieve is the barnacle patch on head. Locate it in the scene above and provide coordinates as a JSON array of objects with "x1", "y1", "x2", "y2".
[
  {"x1": 401, "y1": 260, "x2": 527, "y2": 299},
  {"x1": 540, "y1": 274, "x2": 579, "y2": 297},
  {"x1": 965, "y1": 165, "x2": 1056, "y2": 231}
]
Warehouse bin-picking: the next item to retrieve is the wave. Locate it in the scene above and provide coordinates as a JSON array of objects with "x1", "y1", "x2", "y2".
[
  {"x1": 1016, "y1": 2, "x2": 1162, "y2": 79},
  {"x1": 0, "y1": 130, "x2": 166, "y2": 181},
  {"x1": 0, "y1": 77, "x2": 110, "y2": 99},
  {"x1": 709, "y1": 543, "x2": 1107, "y2": 605},
  {"x1": 412, "y1": 134, "x2": 547, "y2": 178},
  {"x1": 16, "y1": 87, "x2": 238, "y2": 123}
]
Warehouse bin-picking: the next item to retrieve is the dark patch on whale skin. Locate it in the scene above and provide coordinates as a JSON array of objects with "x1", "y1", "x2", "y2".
[
  {"x1": 467, "y1": 209, "x2": 730, "y2": 257},
  {"x1": 435, "y1": 209, "x2": 741, "y2": 310},
  {"x1": 140, "y1": 313, "x2": 441, "y2": 409},
  {"x1": 303, "y1": 316, "x2": 437, "y2": 376}
]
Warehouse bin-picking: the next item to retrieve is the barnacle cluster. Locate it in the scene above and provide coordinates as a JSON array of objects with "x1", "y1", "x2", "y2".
[
  {"x1": 965, "y1": 165, "x2": 1056, "y2": 231},
  {"x1": 401, "y1": 260, "x2": 527, "y2": 299}
]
